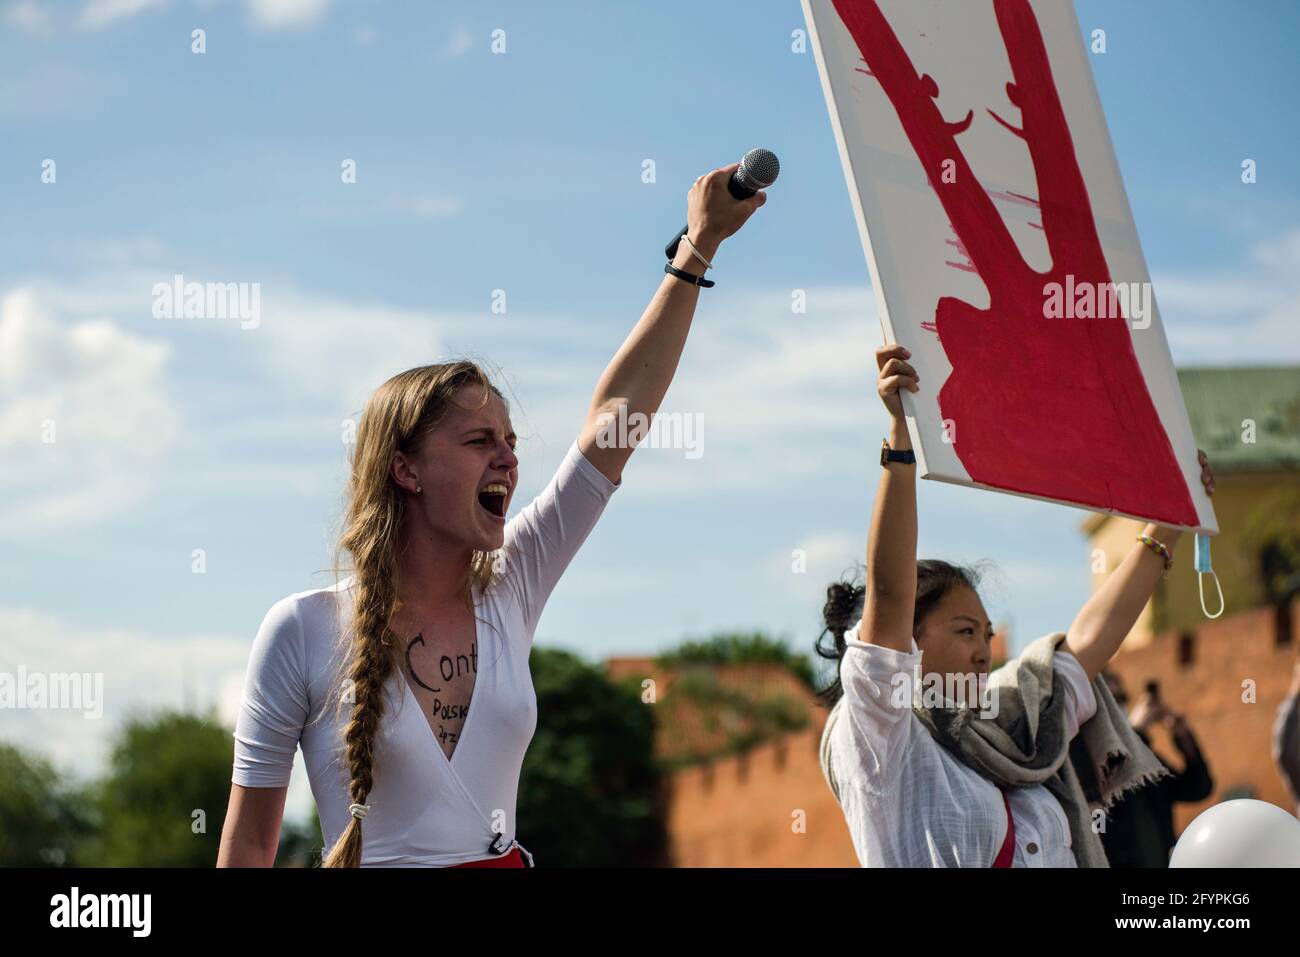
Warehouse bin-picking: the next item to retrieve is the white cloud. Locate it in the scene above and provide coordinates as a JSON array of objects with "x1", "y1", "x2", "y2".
[
  {"x1": 10, "y1": 266, "x2": 454, "y2": 414},
  {"x1": 1155, "y1": 228, "x2": 1300, "y2": 364},
  {"x1": 0, "y1": 605, "x2": 318, "y2": 823},
  {"x1": 246, "y1": 0, "x2": 327, "y2": 29},
  {"x1": 60, "y1": 0, "x2": 329, "y2": 33},
  {"x1": 0, "y1": 289, "x2": 180, "y2": 541},
  {"x1": 79, "y1": 0, "x2": 169, "y2": 31},
  {"x1": 404, "y1": 194, "x2": 463, "y2": 218},
  {"x1": 298, "y1": 192, "x2": 466, "y2": 225},
  {"x1": 440, "y1": 22, "x2": 472, "y2": 60},
  {"x1": 4, "y1": 0, "x2": 52, "y2": 34},
  {"x1": 0, "y1": 606, "x2": 247, "y2": 770},
  {"x1": 241, "y1": 285, "x2": 451, "y2": 412},
  {"x1": 46, "y1": 235, "x2": 169, "y2": 267},
  {"x1": 41, "y1": 268, "x2": 882, "y2": 511},
  {"x1": 0, "y1": 262, "x2": 568, "y2": 539},
  {"x1": 766, "y1": 529, "x2": 863, "y2": 603},
  {"x1": 0, "y1": 62, "x2": 124, "y2": 118},
  {"x1": 1249, "y1": 229, "x2": 1300, "y2": 272},
  {"x1": 798, "y1": 531, "x2": 862, "y2": 577},
  {"x1": 580, "y1": 284, "x2": 887, "y2": 499}
]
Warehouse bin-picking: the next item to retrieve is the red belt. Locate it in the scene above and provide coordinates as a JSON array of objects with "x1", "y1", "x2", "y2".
[{"x1": 450, "y1": 847, "x2": 526, "y2": 869}]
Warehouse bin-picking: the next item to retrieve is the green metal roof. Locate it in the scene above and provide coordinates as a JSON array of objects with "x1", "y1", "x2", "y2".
[{"x1": 1177, "y1": 367, "x2": 1300, "y2": 471}]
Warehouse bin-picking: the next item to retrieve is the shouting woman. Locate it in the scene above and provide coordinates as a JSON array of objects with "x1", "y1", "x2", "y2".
[{"x1": 217, "y1": 164, "x2": 765, "y2": 867}]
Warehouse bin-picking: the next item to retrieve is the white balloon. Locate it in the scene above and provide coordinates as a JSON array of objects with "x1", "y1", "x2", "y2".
[{"x1": 1169, "y1": 799, "x2": 1300, "y2": 868}]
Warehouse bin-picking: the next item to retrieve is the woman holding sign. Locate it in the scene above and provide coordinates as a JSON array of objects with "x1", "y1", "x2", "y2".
[{"x1": 816, "y1": 343, "x2": 1215, "y2": 868}]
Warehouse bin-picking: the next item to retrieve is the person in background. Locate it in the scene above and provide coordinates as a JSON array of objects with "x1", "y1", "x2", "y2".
[
  {"x1": 1273, "y1": 659, "x2": 1300, "y2": 817},
  {"x1": 1089, "y1": 673, "x2": 1214, "y2": 867}
]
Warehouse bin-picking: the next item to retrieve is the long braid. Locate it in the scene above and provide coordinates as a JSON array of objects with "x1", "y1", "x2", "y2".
[
  {"x1": 322, "y1": 557, "x2": 398, "y2": 867},
  {"x1": 322, "y1": 360, "x2": 503, "y2": 868}
]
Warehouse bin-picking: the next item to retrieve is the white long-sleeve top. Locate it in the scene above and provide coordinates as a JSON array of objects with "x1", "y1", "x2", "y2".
[
  {"x1": 231, "y1": 441, "x2": 619, "y2": 866},
  {"x1": 828, "y1": 622, "x2": 1098, "y2": 867}
]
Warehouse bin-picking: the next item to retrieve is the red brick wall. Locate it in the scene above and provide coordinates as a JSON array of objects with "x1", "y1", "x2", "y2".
[
  {"x1": 665, "y1": 722, "x2": 859, "y2": 867},
  {"x1": 1107, "y1": 598, "x2": 1300, "y2": 835},
  {"x1": 659, "y1": 600, "x2": 1300, "y2": 866}
]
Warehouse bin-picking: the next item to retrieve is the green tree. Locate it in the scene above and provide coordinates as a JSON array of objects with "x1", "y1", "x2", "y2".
[
  {"x1": 657, "y1": 631, "x2": 816, "y2": 689},
  {"x1": 81, "y1": 709, "x2": 235, "y2": 867},
  {"x1": 650, "y1": 631, "x2": 817, "y2": 769},
  {"x1": 0, "y1": 742, "x2": 95, "y2": 866},
  {"x1": 277, "y1": 806, "x2": 324, "y2": 868},
  {"x1": 517, "y1": 647, "x2": 666, "y2": 866}
]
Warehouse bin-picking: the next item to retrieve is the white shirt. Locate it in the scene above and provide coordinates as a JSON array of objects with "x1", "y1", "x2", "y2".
[
  {"x1": 829, "y1": 623, "x2": 1097, "y2": 867},
  {"x1": 232, "y1": 440, "x2": 619, "y2": 866}
]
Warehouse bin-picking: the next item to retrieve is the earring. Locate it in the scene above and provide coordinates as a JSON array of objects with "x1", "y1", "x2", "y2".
[{"x1": 416, "y1": 484, "x2": 422, "y2": 494}]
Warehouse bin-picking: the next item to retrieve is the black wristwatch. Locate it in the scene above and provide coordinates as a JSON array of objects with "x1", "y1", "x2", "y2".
[
  {"x1": 880, "y1": 439, "x2": 916, "y2": 468},
  {"x1": 664, "y1": 262, "x2": 715, "y2": 288}
]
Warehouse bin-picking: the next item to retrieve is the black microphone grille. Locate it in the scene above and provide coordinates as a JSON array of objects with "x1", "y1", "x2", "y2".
[{"x1": 736, "y1": 148, "x2": 780, "y2": 190}]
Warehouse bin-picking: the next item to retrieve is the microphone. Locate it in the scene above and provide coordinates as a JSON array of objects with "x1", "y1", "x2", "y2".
[{"x1": 665, "y1": 147, "x2": 780, "y2": 260}]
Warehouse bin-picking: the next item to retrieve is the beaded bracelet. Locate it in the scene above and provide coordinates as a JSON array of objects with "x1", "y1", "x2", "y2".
[{"x1": 1137, "y1": 534, "x2": 1173, "y2": 575}]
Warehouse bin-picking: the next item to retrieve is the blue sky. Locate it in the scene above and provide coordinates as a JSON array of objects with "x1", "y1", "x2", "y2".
[{"x1": 3, "y1": 0, "x2": 1298, "y2": 822}]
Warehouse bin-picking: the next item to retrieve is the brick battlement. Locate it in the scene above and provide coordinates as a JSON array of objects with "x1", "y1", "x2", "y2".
[
  {"x1": 1108, "y1": 597, "x2": 1300, "y2": 832},
  {"x1": 664, "y1": 720, "x2": 858, "y2": 867}
]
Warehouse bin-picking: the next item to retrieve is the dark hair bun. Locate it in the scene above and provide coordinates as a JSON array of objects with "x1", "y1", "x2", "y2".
[{"x1": 822, "y1": 581, "x2": 865, "y2": 641}]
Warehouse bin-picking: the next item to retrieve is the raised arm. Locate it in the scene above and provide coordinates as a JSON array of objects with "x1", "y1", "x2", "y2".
[
  {"x1": 1065, "y1": 450, "x2": 1215, "y2": 681},
  {"x1": 858, "y1": 344, "x2": 921, "y2": 652},
  {"x1": 578, "y1": 163, "x2": 765, "y2": 484}
]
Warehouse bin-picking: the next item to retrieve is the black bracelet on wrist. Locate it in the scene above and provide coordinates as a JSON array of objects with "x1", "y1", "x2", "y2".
[{"x1": 664, "y1": 263, "x2": 715, "y2": 288}]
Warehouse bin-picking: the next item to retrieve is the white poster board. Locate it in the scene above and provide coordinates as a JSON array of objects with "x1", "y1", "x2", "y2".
[{"x1": 802, "y1": 0, "x2": 1217, "y2": 533}]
